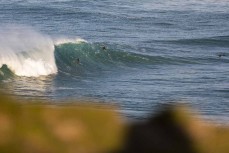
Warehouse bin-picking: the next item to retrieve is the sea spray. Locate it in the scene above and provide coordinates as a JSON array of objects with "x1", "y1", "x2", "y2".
[
  {"x1": 0, "y1": 25, "x2": 57, "y2": 77},
  {"x1": 54, "y1": 37, "x2": 88, "y2": 45}
]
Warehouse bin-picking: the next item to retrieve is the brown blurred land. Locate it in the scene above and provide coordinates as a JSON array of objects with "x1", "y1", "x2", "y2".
[{"x1": 0, "y1": 93, "x2": 228, "y2": 153}]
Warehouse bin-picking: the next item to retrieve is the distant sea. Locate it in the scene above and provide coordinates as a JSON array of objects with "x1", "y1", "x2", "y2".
[{"x1": 0, "y1": 0, "x2": 228, "y2": 123}]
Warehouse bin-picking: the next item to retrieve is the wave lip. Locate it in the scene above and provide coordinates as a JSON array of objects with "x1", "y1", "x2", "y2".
[
  {"x1": 0, "y1": 26, "x2": 57, "y2": 77},
  {"x1": 54, "y1": 38, "x2": 88, "y2": 46}
]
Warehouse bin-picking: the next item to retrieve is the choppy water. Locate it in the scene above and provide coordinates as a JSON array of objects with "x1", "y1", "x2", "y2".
[{"x1": 0, "y1": 0, "x2": 229, "y2": 123}]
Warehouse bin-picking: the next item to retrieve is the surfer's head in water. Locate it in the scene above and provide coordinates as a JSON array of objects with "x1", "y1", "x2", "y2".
[
  {"x1": 76, "y1": 58, "x2": 80, "y2": 64},
  {"x1": 217, "y1": 53, "x2": 226, "y2": 58},
  {"x1": 101, "y1": 45, "x2": 107, "y2": 50}
]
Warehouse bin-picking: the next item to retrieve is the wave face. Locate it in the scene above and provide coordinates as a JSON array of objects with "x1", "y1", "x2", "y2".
[
  {"x1": 0, "y1": 26, "x2": 57, "y2": 77},
  {"x1": 54, "y1": 42, "x2": 173, "y2": 75},
  {"x1": 54, "y1": 42, "x2": 202, "y2": 76}
]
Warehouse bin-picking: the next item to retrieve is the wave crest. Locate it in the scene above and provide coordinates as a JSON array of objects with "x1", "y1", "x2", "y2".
[{"x1": 54, "y1": 38, "x2": 88, "y2": 45}]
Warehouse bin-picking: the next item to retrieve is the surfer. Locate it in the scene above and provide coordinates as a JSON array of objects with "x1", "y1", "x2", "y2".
[
  {"x1": 101, "y1": 45, "x2": 107, "y2": 50},
  {"x1": 217, "y1": 53, "x2": 226, "y2": 58},
  {"x1": 76, "y1": 58, "x2": 80, "y2": 64}
]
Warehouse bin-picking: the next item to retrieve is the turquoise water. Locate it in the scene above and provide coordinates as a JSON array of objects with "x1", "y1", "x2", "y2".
[{"x1": 0, "y1": 0, "x2": 228, "y2": 122}]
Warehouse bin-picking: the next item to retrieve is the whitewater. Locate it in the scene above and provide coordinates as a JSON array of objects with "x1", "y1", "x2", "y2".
[{"x1": 0, "y1": 26, "x2": 57, "y2": 77}]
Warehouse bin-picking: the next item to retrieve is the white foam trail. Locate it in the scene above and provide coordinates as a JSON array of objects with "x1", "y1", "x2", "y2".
[
  {"x1": 0, "y1": 25, "x2": 57, "y2": 77},
  {"x1": 54, "y1": 37, "x2": 88, "y2": 45}
]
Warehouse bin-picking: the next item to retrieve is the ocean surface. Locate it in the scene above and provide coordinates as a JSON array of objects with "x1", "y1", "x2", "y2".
[{"x1": 0, "y1": 0, "x2": 228, "y2": 123}]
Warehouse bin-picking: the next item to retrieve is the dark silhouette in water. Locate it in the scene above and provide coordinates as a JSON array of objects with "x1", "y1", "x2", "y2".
[
  {"x1": 101, "y1": 45, "x2": 107, "y2": 50},
  {"x1": 76, "y1": 58, "x2": 80, "y2": 64},
  {"x1": 217, "y1": 53, "x2": 226, "y2": 58}
]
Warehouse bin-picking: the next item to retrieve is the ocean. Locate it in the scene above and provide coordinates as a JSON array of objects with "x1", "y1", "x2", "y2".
[{"x1": 0, "y1": 0, "x2": 228, "y2": 123}]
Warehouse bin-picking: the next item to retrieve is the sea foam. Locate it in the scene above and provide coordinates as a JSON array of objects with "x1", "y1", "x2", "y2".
[
  {"x1": 0, "y1": 25, "x2": 57, "y2": 77},
  {"x1": 54, "y1": 37, "x2": 88, "y2": 45}
]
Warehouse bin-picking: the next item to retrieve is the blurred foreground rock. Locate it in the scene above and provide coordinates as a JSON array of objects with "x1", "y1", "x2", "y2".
[
  {"x1": 118, "y1": 106, "x2": 229, "y2": 153},
  {"x1": 0, "y1": 94, "x2": 124, "y2": 153},
  {"x1": 0, "y1": 93, "x2": 229, "y2": 153}
]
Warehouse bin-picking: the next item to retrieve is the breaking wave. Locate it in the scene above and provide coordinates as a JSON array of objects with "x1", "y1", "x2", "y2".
[
  {"x1": 2, "y1": 26, "x2": 226, "y2": 80},
  {"x1": 0, "y1": 26, "x2": 57, "y2": 77}
]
